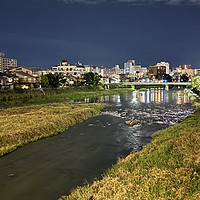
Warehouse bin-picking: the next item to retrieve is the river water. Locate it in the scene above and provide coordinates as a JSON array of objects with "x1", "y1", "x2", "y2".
[{"x1": 0, "y1": 89, "x2": 194, "y2": 200}]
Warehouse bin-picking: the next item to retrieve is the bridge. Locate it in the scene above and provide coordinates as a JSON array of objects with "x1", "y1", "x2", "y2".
[{"x1": 121, "y1": 82, "x2": 192, "y2": 91}]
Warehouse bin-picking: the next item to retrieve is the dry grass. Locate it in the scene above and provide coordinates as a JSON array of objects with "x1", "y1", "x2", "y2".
[
  {"x1": 60, "y1": 92, "x2": 200, "y2": 200},
  {"x1": 0, "y1": 103, "x2": 104, "y2": 156}
]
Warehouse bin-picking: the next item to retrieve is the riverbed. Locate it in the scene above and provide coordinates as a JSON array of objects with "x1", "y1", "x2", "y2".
[{"x1": 0, "y1": 89, "x2": 194, "y2": 200}]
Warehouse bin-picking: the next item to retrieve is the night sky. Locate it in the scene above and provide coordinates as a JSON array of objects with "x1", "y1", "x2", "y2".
[{"x1": 1, "y1": 0, "x2": 200, "y2": 69}]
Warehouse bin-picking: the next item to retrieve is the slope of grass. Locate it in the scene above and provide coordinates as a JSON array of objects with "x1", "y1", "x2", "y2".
[
  {"x1": 60, "y1": 92, "x2": 200, "y2": 200},
  {"x1": 0, "y1": 87, "x2": 134, "y2": 156},
  {"x1": 0, "y1": 87, "x2": 134, "y2": 107},
  {"x1": 0, "y1": 103, "x2": 104, "y2": 156}
]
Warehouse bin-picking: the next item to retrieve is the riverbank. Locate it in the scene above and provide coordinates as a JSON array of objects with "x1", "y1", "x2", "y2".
[
  {"x1": 0, "y1": 88, "x2": 135, "y2": 156},
  {"x1": 61, "y1": 92, "x2": 200, "y2": 199},
  {"x1": 0, "y1": 87, "x2": 134, "y2": 107},
  {"x1": 0, "y1": 103, "x2": 104, "y2": 156}
]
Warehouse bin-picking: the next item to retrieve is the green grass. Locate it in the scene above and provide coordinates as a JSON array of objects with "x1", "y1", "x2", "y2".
[
  {"x1": 0, "y1": 87, "x2": 134, "y2": 107},
  {"x1": 139, "y1": 88, "x2": 148, "y2": 91},
  {"x1": 0, "y1": 87, "x2": 134, "y2": 156},
  {"x1": 60, "y1": 91, "x2": 200, "y2": 200}
]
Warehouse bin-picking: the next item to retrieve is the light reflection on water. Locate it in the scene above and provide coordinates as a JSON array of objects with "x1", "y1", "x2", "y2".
[
  {"x1": 0, "y1": 89, "x2": 194, "y2": 200},
  {"x1": 83, "y1": 89, "x2": 193, "y2": 154},
  {"x1": 94, "y1": 88, "x2": 191, "y2": 105},
  {"x1": 97, "y1": 89, "x2": 194, "y2": 153}
]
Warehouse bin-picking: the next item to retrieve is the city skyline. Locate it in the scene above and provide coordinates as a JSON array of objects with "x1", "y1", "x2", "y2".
[{"x1": 1, "y1": 0, "x2": 200, "y2": 69}]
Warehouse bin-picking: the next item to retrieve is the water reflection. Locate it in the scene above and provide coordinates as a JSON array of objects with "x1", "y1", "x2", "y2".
[
  {"x1": 99, "y1": 89, "x2": 194, "y2": 153},
  {"x1": 100, "y1": 89, "x2": 193, "y2": 130},
  {"x1": 136, "y1": 88, "x2": 165, "y2": 104},
  {"x1": 133, "y1": 88, "x2": 190, "y2": 104},
  {"x1": 83, "y1": 88, "x2": 190, "y2": 105},
  {"x1": 83, "y1": 89, "x2": 193, "y2": 150},
  {"x1": 95, "y1": 88, "x2": 191, "y2": 105},
  {"x1": 175, "y1": 90, "x2": 189, "y2": 105},
  {"x1": 0, "y1": 89, "x2": 194, "y2": 200}
]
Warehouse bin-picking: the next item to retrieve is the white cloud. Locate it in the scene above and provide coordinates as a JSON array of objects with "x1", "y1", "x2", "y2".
[{"x1": 56, "y1": 0, "x2": 200, "y2": 5}]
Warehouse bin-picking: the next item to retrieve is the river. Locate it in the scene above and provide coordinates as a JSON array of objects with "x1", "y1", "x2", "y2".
[{"x1": 0, "y1": 89, "x2": 194, "y2": 200}]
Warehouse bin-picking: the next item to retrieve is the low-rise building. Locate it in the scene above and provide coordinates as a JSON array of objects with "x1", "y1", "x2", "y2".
[
  {"x1": 179, "y1": 64, "x2": 192, "y2": 70},
  {"x1": 84, "y1": 65, "x2": 102, "y2": 75},
  {"x1": 12, "y1": 71, "x2": 37, "y2": 84},
  {"x1": 51, "y1": 60, "x2": 86, "y2": 77},
  {"x1": 102, "y1": 65, "x2": 123, "y2": 78},
  {"x1": 29, "y1": 67, "x2": 43, "y2": 81},
  {"x1": 194, "y1": 69, "x2": 200, "y2": 76},
  {"x1": 9, "y1": 66, "x2": 43, "y2": 84},
  {"x1": 0, "y1": 72, "x2": 18, "y2": 90},
  {"x1": 172, "y1": 65, "x2": 194, "y2": 78},
  {"x1": 9, "y1": 66, "x2": 32, "y2": 75}
]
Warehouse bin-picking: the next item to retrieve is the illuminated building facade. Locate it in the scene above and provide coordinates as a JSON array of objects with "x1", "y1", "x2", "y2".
[{"x1": 0, "y1": 53, "x2": 17, "y2": 72}]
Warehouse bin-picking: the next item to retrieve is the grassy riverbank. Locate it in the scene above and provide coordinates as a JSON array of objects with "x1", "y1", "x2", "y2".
[
  {"x1": 0, "y1": 87, "x2": 134, "y2": 107},
  {"x1": 61, "y1": 93, "x2": 200, "y2": 199},
  {"x1": 0, "y1": 103, "x2": 104, "y2": 156},
  {"x1": 0, "y1": 87, "x2": 135, "y2": 156}
]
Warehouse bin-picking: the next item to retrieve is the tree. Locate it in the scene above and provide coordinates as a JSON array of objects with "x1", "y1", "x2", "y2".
[
  {"x1": 163, "y1": 74, "x2": 172, "y2": 82},
  {"x1": 45, "y1": 73, "x2": 61, "y2": 88},
  {"x1": 84, "y1": 72, "x2": 100, "y2": 86},
  {"x1": 41, "y1": 74, "x2": 49, "y2": 87},
  {"x1": 191, "y1": 76, "x2": 200, "y2": 91},
  {"x1": 180, "y1": 74, "x2": 189, "y2": 82}
]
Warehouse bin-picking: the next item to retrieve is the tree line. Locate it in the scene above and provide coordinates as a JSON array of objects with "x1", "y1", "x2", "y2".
[{"x1": 41, "y1": 72, "x2": 100, "y2": 88}]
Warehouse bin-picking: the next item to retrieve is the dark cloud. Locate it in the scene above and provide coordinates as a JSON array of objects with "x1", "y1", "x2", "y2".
[
  {"x1": 56, "y1": 0, "x2": 106, "y2": 4},
  {"x1": 57, "y1": 0, "x2": 200, "y2": 5},
  {"x1": 118, "y1": 0, "x2": 200, "y2": 6}
]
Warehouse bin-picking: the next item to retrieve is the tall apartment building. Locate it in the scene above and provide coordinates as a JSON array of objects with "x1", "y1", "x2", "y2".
[
  {"x1": 149, "y1": 65, "x2": 166, "y2": 80},
  {"x1": 156, "y1": 61, "x2": 170, "y2": 74},
  {"x1": 124, "y1": 60, "x2": 135, "y2": 74},
  {"x1": 124, "y1": 59, "x2": 147, "y2": 79},
  {"x1": 0, "y1": 53, "x2": 17, "y2": 72}
]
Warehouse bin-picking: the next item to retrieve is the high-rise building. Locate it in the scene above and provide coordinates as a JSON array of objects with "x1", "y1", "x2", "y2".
[
  {"x1": 156, "y1": 61, "x2": 170, "y2": 74},
  {"x1": 124, "y1": 59, "x2": 147, "y2": 79},
  {"x1": 124, "y1": 60, "x2": 135, "y2": 74},
  {"x1": 0, "y1": 53, "x2": 17, "y2": 72},
  {"x1": 149, "y1": 65, "x2": 166, "y2": 80}
]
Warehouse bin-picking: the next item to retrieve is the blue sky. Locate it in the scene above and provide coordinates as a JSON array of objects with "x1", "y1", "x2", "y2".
[{"x1": 1, "y1": 0, "x2": 200, "y2": 69}]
